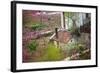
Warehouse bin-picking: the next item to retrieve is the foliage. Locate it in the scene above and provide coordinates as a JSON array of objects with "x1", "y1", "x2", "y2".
[
  {"x1": 66, "y1": 42, "x2": 78, "y2": 50},
  {"x1": 30, "y1": 23, "x2": 46, "y2": 30},
  {"x1": 27, "y1": 40, "x2": 38, "y2": 53},
  {"x1": 78, "y1": 44, "x2": 85, "y2": 54},
  {"x1": 40, "y1": 42, "x2": 64, "y2": 61},
  {"x1": 65, "y1": 41, "x2": 85, "y2": 56},
  {"x1": 64, "y1": 12, "x2": 74, "y2": 18},
  {"x1": 69, "y1": 27, "x2": 80, "y2": 37}
]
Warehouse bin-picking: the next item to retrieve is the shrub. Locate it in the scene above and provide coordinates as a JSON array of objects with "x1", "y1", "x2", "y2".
[
  {"x1": 78, "y1": 44, "x2": 85, "y2": 54},
  {"x1": 27, "y1": 40, "x2": 38, "y2": 53},
  {"x1": 41, "y1": 42, "x2": 64, "y2": 61},
  {"x1": 65, "y1": 42, "x2": 79, "y2": 56}
]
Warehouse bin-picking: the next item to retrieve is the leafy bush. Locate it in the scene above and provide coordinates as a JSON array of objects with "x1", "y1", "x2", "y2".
[
  {"x1": 65, "y1": 41, "x2": 85, "y2": 57},
  {"x1": 65, "y1": 42, "x2": 78, "y2": 56},
  {"x1": 78, "y1": 44, "x2": 85, "y2": 54},
  {"x1": 40, "y1": 42, "x2": 64, "y2": 61},
  {"x1": 27, "y1": 40, "x2": 38, "y2": 53}
]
